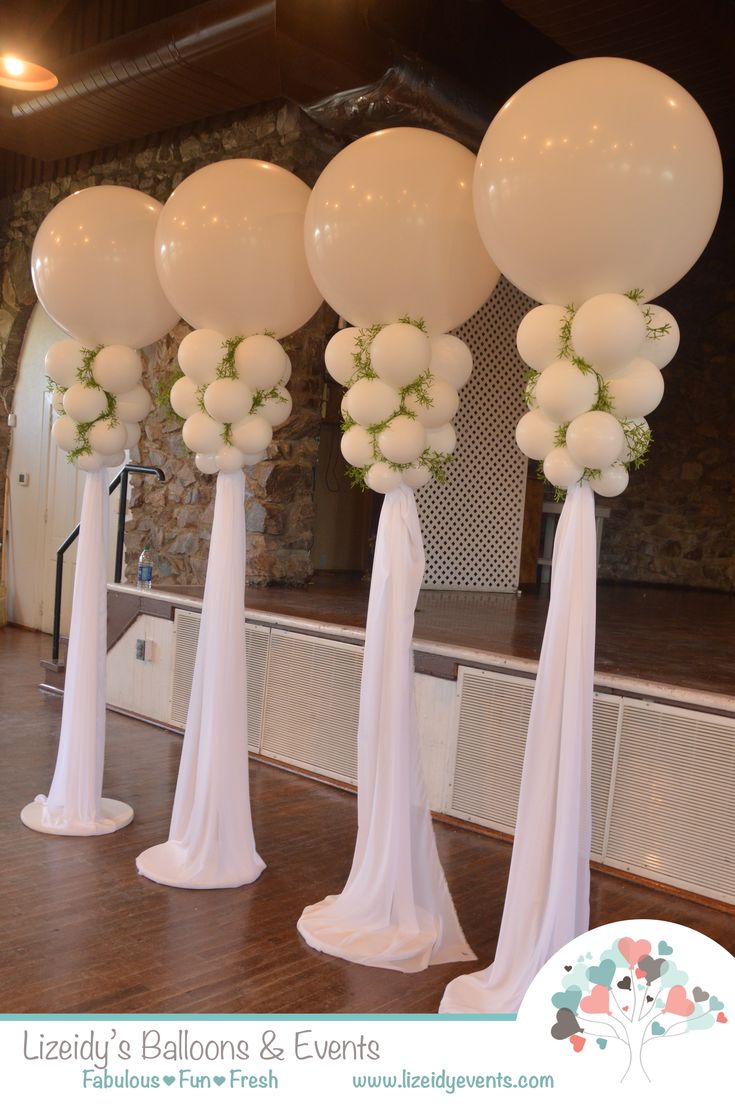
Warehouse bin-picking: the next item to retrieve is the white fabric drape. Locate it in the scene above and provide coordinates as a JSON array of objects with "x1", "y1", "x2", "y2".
[
  {"x1": 298, "y1": 484, "x2": 474, "y2": 972},
  {"x1": 440, "y1": 481, "x2": 596, "y2": 1012},
  {"x1": 21, "y1": 469, "x2": 133, "y2": 836},
  {"x1": 137, "y1": 469, "x2": 264, "y2": 889}
]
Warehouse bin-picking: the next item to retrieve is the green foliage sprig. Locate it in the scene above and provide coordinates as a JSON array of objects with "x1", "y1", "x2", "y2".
[
  {"x1": 77, "y1": 346, "x2": 104, "y2": 388},
  {"x1": 217, "y1": 336, "x2": 244, "y2": 379},
  {"x1": 157, "y1": 369, "x2": 184, "y2": 420},
  {"x1": 558, "y1": 305, "x2": 594, "y2": 374},
  {"x1": 591, "y1": 374, "x2": 613, "y2": 413},
  {"x1": 624, "y1": 288, "x2": 645, "y2": 303},
  {"x1": 621, "y1": 417, "x2": 653, "y2": 469},
  {"x1": 641, "y1": 305, "x2": 671, "y2": 342},
  {"x1": 251, "y1": 385, "x2": 286, "y2": 416},
  {"x1": 523, "y1": 368, "x2": 540, "y2": 408},
  {"x1": 67, "y1": 349, "x2": 118, "y2": 463}
]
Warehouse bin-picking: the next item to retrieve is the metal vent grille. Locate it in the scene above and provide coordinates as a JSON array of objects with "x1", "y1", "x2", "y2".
[
  {"x1": 260, "y1": 629, "x2": 363, "y2": 784},
  {"x1": 169, "y1": 609, "x2": 269, "y2": 751},
  {"x1": 416, "y1": 277, "x2": 533, "y2": 591},
  {"x1": 450, "y1": 667, "x2": 621, "y2": 856},
  {"x1": 605, "y1": 700, "x2": 735, "y2": 902}
]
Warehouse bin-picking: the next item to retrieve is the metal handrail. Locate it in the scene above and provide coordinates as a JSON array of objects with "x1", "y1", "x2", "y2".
[{"x1": 51, "y1": 464, "x2": 165, "y2": 664}]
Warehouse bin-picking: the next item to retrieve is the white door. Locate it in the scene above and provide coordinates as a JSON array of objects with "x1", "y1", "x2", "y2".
[{"x1": 7, "y1": 304, "x2": 123, "y2": 635}]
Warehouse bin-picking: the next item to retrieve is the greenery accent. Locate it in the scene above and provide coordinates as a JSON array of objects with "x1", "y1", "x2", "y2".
[
  {"x1": 641, "y1": 305, "x2": 671, "y2": 342},
  {"x1": 523, "y1": 368, "x2": 540, "y2": 408},
  {"x1": 620, "y1": 417, "x2": 653, "y2": 469},
  {"x1": 347, "y1": 322, "x2": 383, "y2": 387},
  {"x1": 217, "y1": 335, "x2": 244, "y2": 379},
  {"x1": 624, "y1": 288, "x2": 645, "y2": 303},
  {"x1": 582, "y1": 467, "x2": 602, "y2": 481},
  {"x1": 553, "y1": 422, "x2": 569, "y2": 448},
  {"x1": 77, "y1": 345, "x2": 104, "y2": 388},
  {"x1": 66, "y1": 346, "x2": 118, "y2": 464},
  {"x1": 558, "y1": 305, "x2": 593, "y2": 373},
  {"x1": 157, "y1": 369, "x2": 184, "y2": 420},
  {"x1": 251, "y1": 385, "x2": 286, "y2": 416},
  {"x1": 591, "y1": 374, "x2": 614, "y2": 413}
]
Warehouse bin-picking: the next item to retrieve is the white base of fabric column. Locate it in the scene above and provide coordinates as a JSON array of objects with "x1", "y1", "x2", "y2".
[
  {"x1": 298, "y1": 486, "x2": 474, "y2": 973},
  {"x1": 440, "y1": 482, "x2": 597, "y2": 1012},
  {"x1": 20, "y1": 797, "x2": 134, "y2": 837},
  {"x1": 136, "y1": 470, "x2": 264, "y2": 890}
]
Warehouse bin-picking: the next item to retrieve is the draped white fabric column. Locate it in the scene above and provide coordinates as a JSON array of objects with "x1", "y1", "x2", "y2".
[
  {"x1": 137, "y1": 469, "x2": 264, "y2": 889},
  {"x1": 440, "y1": 481, "x2": 596, "y2": 1012},
  {"x1": 21, "y1": 469, "x2": 133, "y2": 836},
  {"x1": 298, "y1": 485, "x2": 474, "y2": 972}
]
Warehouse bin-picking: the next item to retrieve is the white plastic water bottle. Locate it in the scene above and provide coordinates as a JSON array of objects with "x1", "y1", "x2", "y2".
[{"x1": 137, "y1": 547, "x2": 154, "y2": 590}]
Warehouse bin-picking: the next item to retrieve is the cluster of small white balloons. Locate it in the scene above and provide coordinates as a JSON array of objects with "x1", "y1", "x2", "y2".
[
  {"x1": 514, "y1": 292, "x2": 679, "y2": 497},
  {"x1": 48, "y1": 341, "x2": 152, "y2": 470},
  {"x1": 325, "y1": 320, "x2": 473, "y2": 493},
  {"x1": 170, "y1": 328, "x2": 293, "y2": 474}
]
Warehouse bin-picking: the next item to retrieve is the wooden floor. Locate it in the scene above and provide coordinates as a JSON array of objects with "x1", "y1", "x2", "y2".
[
  {"x1": 1, "y1": 625, "x2": 732, "y2": 1014},
  {"x1": 161, "y1": 574, "x2": 735, "y2": 700}
]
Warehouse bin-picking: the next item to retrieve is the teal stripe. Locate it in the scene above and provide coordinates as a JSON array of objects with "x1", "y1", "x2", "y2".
[{"x1": 0, "y1": 1013, "x2": 515, "y2": 1022}]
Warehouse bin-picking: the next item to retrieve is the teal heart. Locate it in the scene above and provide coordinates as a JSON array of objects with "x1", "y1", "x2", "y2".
[
  {"x1": 688, "y1": 1014, "x2": 715, "y2": 1032},
  {"x1": 587, "y1": 959, "x2": 616, "y2": 988},
  {"x1": 651, "y1": 1022, "x2": 666, "y2": 1036},
  {"x1": 656, "y1": 999, "x2": 665, "y2": 1008},
  {"x1": 552, "y1": 986, "x2": 582, "y2": 1013},
  {"x1": 563, "y1": 963, "x2": 592, "y2": 990},
  {"x1": 596, "y1": 1038, "x2": 607, "y2": 1050},
  {"x1": 658, "y1": 961, "x2": 689, "y2": 988},
  {"x1": 710, "y1": 996, "x2": 724, "y2": 1011},
  {"x1": 213, "y1": 1077, "x2": 226, "y2": 1087},
  {"x1": 637, "y1": 984, "x2": 644, "y2": 991},
  {"x1": 658, "y1": 941, "x2": 673, "y2": 956},
  {"x1": 163, "y1": 1076, "x2": 175, "y2": 1087},
  {"x1": 586, "y1": 952, "x2": 593, "y2": 960}
]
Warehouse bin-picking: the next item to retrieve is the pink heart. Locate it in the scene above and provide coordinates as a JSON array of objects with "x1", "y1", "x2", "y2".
[
  {"x1": 635, "y1": 968, "x2": 646, "y2": 979},
  {"x1": 570, "y1": 1035, "x2": 586, "y2": 1053},
  {"x1": 664, "y1": 985, "x2": 695, "y2": 1017},
  {"x1": 580, "y1": 985, "x2": 610, "y2": 1015},
  {"x1": 618, "y1": 937, "x2": 651, "y2": 967},
  {"x1": 717, "y1": 1013, "x2": 727, "y2": 1024}
]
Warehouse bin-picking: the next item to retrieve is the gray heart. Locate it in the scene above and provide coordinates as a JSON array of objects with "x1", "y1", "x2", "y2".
[
  {"x1": 551, "y1": 1007, "x2": 581, "y2": 1040},
  {"x1": 638, "y1": 955, "x2": 667, "y2": 983},
  {"x1": 692, "y1": 986, "x2": 709, "y2": 1003}
]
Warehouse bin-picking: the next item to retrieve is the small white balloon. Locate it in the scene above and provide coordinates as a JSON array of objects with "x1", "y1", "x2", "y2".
[
  {"x1": 63, "y1": 382, "x2": 108, "y2": 424},
  {"x1": 515, "y1": 408, "x2": 559, "y2": 460},
  {"x1": 215, "y1": 444, "x2": 246, "y2": 472},
  {"x1": 234, "y1": 334, "x2": 286, "y2": 391},
  {"x1": 428, "y1": 334, "x2": 473, "y2": 390},
  {"x1": 639, "y1": 304, "x2": 680, "y2": 368},
  {"x1": 402, "y1": 464, "x2": 432, "y2": 489},
  {"x1": 370, "y1": 323, "x2": 431, "y2": 389},
  {"x1": 45, "y1": 339, "x2": 85, "y2": 389},
  {"x1": 617, "y1": 416, "x2": 650, "y2": 463},
  {"x1": 124, "y1": 421, "x2": 142, "y2": 449},
  {"x1": 92, "y1": 345, "x2": 142, "y2": 395},
  {"x1": 170, "y1": 375, "x2": 201, "y2": 419},
  {"x1": 203, "y1": 377, "x2": 253, "y2": 424},
  {"x1": 51, "y1": 413, "x2": 80, "y2": 453},
  {"x1": 231, "y1": 414, "x2": 273, "y2": 454},
  {"x1": 377, "y1": 414, "x2": 427, "y2": 464},
  {"x1": 51, "y1": 388, "x2": 66, "y2": 415},
  {"x1": 608, "y1": 358, "x2": 665, "y2": 418},
  {"x1": 403, "y1": 376, "x2": 459, "y2": 428},
  {"x1": 178, "y1": 328, "x2": 226, "y2": 385},
  {"x1": 345, "y1": 378, "x2": 400, "y2": 427},
  {"x1": 534, "y1": 360, "x2": 598, "y2": 423},
  {"x1": 76, "y1": 451, "x2": 105, "y2": 473},
  {"x1": 589, "y1": 463, "x2": 630, "y2": 497},
  {"x1": 571, "y1": 293, "x2": 647, "y2": 371},
  {"x1": 182, "y1": 410, "x2": 225, "y2": 454},
  {"x1": 195, "y1": 452, "x2": 220, "y2": 475},
  {"x1": 257, "y1": 386, "x2": 293, "y2": 428},
  {"x1": 566, "y1": 410, "x2": 625, "y2": 470},
  {"x1": 365, "y1": 461, "x2": 402, "y2": 494},
  {"x1": 341, "y1": 424, "x2": 375, "y2": 468},
  {"x1": 324, "y1": 327, "x2": 361, "y2": 386},
  {"x1": 516, "y1": 304, "x2": 566, "y2": 371},
  {"x1": 425, "y1": 422, "x2": 457, "y2": 454},
  {"x1": 116, "y1": 384, "x2": 152, "y2": 423},
  {"x1": 543, "y1": 446, "x2": 584, "y2": 489},
  {"x1": 88, "y1": 419, "x2": 128, "y2": 456}
]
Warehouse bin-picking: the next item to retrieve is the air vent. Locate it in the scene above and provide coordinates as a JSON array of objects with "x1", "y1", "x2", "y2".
[
  {"x1": 260, "y1": 629, "x2": 363, "y2": 784},
  {"x1": 605, "y1": 700, "x2": 735, "y2": 902},
  {"x1": 169, "y1": 608, "x2": 269, "y2": 751}
]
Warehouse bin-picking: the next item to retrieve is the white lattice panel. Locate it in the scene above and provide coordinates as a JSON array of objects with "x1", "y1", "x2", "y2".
[
  {"x1": 169, "y1": 609, "x2": 269, "y2": 752},
  {"x1": 416, "y1": 277, "x2": 533, "y2": 590}
]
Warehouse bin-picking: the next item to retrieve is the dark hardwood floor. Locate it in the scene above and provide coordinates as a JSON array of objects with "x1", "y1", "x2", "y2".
[{"x1": 1, "y1": 625, "x2": 732, "y2": 1014}]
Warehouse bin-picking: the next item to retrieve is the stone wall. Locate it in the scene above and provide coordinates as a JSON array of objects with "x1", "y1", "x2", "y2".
[
  {"x1": 0, "y1": 101, "x2": 341, "y2": 586},
  {"x1": 597, "y1": 197, "x2": 735, "y2": 592}
]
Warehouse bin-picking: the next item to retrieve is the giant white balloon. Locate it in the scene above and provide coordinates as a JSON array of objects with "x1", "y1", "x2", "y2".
[
  {"x1": 155, "y1": 159, "x2": 323, "y2": 338},
  {"x1": 473, "y1": 58, "x2": 722, "y2": 304},
  {"x1": 31, "y1": 185, "x2": 179, "y2": 347},
  {"x1": 305, "y1": 127, "x2": 500, "y2": 335}
]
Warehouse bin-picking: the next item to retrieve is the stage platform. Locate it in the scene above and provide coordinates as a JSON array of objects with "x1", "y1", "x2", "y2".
[{"x1": 105, "y1": 573, "x2": 734, "y2": 715}]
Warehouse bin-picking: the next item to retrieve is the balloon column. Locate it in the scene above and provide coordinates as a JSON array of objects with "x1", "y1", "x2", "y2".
[
  {"x1": 441, "y1": 58, "x2": 722, "y2": 1013},
  {"x1": 298, "y1": 127, "x2": 499, "y2": 971},
  {"x1": 136, "y1": 159, "x2": 322, "y2": 889},
  {"x1": 21, "y1": 185, "x2": 179, "y2": 836}
]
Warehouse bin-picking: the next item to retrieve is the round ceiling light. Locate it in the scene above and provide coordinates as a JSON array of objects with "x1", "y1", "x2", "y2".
[{"x1": 0, "y1": 53, "x2": 58, "y2": 91}]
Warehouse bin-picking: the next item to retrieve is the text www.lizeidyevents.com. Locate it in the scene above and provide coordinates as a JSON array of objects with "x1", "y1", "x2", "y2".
[{"x1": 352, "y1": 1070, "x2": 554, "y2": 1092}]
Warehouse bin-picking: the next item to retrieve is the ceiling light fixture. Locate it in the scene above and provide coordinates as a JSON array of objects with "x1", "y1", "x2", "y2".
[{"x1": 0, "y1": 52, "x2": 58, "y2": 92}]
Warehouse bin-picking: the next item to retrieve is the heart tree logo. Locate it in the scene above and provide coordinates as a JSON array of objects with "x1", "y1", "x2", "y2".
[{"x1": 549, "y1": 933, "x2": 727, "y2": 1082}]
